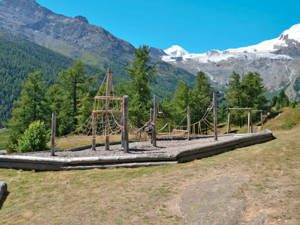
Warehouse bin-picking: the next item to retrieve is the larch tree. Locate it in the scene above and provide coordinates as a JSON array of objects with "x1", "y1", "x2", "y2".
[
  {"x1": 123, "y1": 45, "x2": 157, "y2": 127},
  {"x1": 4, "y1": 71, "x2": 47, "y2": 152},
  {"x1": 192, "y1": 71, "x2": 214, "y2": 122},
  {"x1": 58, "y1": 59, "x2": 98, "y2": 129}
]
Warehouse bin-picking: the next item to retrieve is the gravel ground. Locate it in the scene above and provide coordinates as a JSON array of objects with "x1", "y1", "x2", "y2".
[{"x1": 19, "y1": 135, "x2": 236, "y2": 158}]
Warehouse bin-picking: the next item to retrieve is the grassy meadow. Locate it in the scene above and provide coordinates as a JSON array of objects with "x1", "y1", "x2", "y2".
[{"x1": 0, "y1": 107, "x2": 299, "y2": 224}]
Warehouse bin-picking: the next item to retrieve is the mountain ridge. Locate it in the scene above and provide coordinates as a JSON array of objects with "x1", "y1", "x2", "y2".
[
  {"x1": 150, "y1": 24, "x2": 300, "y2": 95},
  {"x1": 0, "y1": 0, "x2": 196, "y2": 100}
]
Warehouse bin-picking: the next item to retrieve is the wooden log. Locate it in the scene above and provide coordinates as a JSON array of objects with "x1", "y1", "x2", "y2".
[
  {"x1": 0, "y1": 181, "x2": 7, "y2": 200},
  {"x1": 51, "y1": 112, "x2": 56, "y2": 156},
  {"x1": 92, "y1": 113, "x2": 96, "y2": 150},
  {"x1": 105, "y1": 68, "x2": 112, "y2": 150},
  {"x1": 213, "y1": 93, "x2": 218, "y2": 141},
  {"x1": 150, "y1": 108, "x2": 153, "y2": 144},
  {"x1": 153, "y1": 96, "x2": 157, "y2": 146},
  {"x1": 187, "y1": 106, "x2": 191, "y2": 140},
  {"x1": 123, "y1": 95, "x2": 129, "y2": 153},
  {"x1": 250, "y1": 108, "x2": 253, "y2": 133},
  {"x1": 227, "y1": 109, "x2": 231, "y2": 134},
  {"x1": 93, "y1": 110, "x2": 123, "y2": 114},
  {"x1": 247, "y1": 109, "x2": 250, "y2": 133},
  {"x1": 229, "y1": 108, "x2": 251, "y2": 110},
  {"x1": 94, "y1": 96, "x2": 123, "y2": 100}
]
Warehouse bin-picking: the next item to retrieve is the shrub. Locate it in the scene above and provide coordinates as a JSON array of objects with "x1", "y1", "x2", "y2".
[{"x1": 17, "y1": 121, "x2": 50, "y2": 153}]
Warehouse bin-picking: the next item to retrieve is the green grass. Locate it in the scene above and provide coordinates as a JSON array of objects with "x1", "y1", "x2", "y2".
[
  {"x1": 1, "y1": 108, "x2": 300, "y2": 224},
  {"x1": 0, "y1": 129, "x2": 9, "y2": 150}
]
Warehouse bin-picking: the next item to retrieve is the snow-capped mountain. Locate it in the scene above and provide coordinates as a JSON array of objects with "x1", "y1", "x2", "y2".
[
  {"x1": 164, "y1": 45, "x2": 190, "y2": 57},
  {"x1": 150, "y1": 24, "x2": 300, "y2": 98}
]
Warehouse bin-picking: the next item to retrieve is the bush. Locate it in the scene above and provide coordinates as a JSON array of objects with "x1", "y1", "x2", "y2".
[
  {"x1": 17, "y1": 121, "x2": 50, "y2": 153},
  {"x1": 280, "y1": 119, "x2": 296, "y2": 130}
]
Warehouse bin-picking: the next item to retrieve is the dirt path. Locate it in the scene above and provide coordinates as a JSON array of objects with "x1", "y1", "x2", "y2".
[{"x1": 179, "y1": 174, "x2": 268, "y2": 225}]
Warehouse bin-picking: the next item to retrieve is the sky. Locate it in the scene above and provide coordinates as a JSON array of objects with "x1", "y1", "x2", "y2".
[{"x1": 32, "y1": 0, "x2": 300, "y2": 53}]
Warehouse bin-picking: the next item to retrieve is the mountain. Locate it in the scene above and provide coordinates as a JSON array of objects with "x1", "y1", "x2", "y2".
[
  {"x1": 0, "y1": 0, "x2": 196, "y2": 100},
  {"x1": 152, "y1": 24, "x2": 300, "y2": 99},
  {"x1": 0, "y1": 30, "x2": 102, "y2": 124}
]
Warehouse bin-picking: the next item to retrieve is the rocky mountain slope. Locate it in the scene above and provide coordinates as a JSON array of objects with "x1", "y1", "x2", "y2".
[
  {"x1": 0, "y1": 0, "x2": 196, "y2": 100},
  {"x1": 151, "y1": 24, "x2": 300, "y2": 98}
]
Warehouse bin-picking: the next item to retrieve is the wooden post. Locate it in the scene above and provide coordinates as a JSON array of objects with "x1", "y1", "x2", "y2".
[
  {"x1": 227, "y1": 109, "x2": 231, "y2": 134},
  {"x1": 92, "y1": 113, "x2": 96, "y2": 150},
  {"x1": 51, "y1": 112, "x2": 56, "y2": 156},
  {"x1": 105, "y1": 68, "x2": 112, "y2": 150},
  {"x1": 193, "y1": 124, "x2": 195, "y2": 135},
  {"x1": 213, "y1": 93, "x2": 218, "y2": 141},
  {"x1": 150, "y1": 108, "x2": 153, "y2": 144},
  {"x1": 247, "y1": 109, "x2": 250, "y2": 133},
  {"x1": 187, "y1": 106, "x2": 191, "y2": 140},
  {"x1": 261, "y1": 111, "x2": 263, "y2": 126},
  {"x1": 199, "y1": 121, "x2": 202, "y2": 134},
  {"x1": 153, "y1": 96, "x2": 157, "y2": 147},
  {"x1": 123, "y1": 95, "x2": 129, "y2": 153},
  {"x1": 250, "y1": 108, "x2": 253, "y2": 133}
]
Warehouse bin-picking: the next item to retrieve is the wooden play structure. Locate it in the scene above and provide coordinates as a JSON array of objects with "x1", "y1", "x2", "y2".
[
  {"x1": 50, "y1": 68, "x2": 129, "y2": 156},
  {"x1": 227, "y1": 108, "x2": 264, "y2": 134}
]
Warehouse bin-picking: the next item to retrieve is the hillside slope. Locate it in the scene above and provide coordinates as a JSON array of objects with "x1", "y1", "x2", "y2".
[
  {"x1": 0, "y1": 0, "x2": 196, "y2": 98},
  {"x1": 0, "y1": 31, "x2": 100, "y2": 124}
]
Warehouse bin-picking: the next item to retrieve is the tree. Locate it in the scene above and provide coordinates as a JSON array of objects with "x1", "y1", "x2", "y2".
[
  {"x1": 123, "y1": 45, "x2": 157, "y2": 127},
  {"x1": 58, "y1": 60, "x2": 98, "y2": 128},
  {"x1": 4, "y1": 71, "x2": 47, "y2": 152},
  {"x1": 225, "y1": 71, "x2": 267, "y2": 126},
  {"x1": 225, "y1": 71, "x2": 244, "y2": 126},
  {"x1": 192, "y1": 71, "x2": 213, "y2": 122},
  {"x1": 172, "y1": 81, "x2": 193, "y2": 123},
  {"x1": 17, "y1": 120, "x2": 50, "y2": 153},
  {"x1": 45, "y1": 84, "x2": 73, "y2": 136}
]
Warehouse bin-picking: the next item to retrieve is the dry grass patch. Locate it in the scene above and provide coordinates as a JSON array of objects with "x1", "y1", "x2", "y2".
[{"x1": 1, "y1": 125, "x2": 300, "y2": 224}]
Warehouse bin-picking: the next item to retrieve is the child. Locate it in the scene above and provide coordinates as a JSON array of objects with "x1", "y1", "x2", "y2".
[{"x1": 145, "y1": 121, "x2": 155, "y2": 141}]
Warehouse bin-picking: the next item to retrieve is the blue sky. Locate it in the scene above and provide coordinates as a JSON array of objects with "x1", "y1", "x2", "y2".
[{"x1": 34, "y1": 0, "x2": 300, "y2": 53}]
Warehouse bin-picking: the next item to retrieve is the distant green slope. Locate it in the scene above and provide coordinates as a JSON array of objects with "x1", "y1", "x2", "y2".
[
  {"x1": 0, "y1": 31, "x2": 196, "y2": 125},
  {"x1": 0, "y1": 31, "x2": 101, "y2": 125}
]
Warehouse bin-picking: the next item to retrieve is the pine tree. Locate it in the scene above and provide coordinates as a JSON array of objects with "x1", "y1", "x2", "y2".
[
  {"x1": 172, "y1": 81, "x2": 192, "y2": 123},
  {"x1": 45, "y1": 84, "x2": 73, "y2": 136},
  {"x1": 192, "y1": 71, "x2": 213, "y2": 122},
  {"x1": 4, "y1": 71, "x2": 47, "y2": 152},
  {"x1": 123, "y1": 45, "x2": 157, "y2": 127},
  {"x1": 58, "y1": 60, "x2": 98, "y2": 128}
]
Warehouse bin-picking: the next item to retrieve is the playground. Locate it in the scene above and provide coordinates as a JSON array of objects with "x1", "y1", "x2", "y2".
[{"x1": 0, "y1": 68, "x2": 273, "y2": 170}]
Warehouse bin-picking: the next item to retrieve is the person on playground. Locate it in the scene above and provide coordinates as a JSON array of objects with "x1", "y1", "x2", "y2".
[{"x1": 145, "y1": 120, "x2": 155, "y2": 139}]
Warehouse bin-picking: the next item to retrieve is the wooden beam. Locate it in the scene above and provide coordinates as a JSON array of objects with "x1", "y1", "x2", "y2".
[
  {"x1": 247, "y1": 109, "x2": 250, "y2": 133},
  {"x1": 227, "y1": 108, "x2": 231, "y2": 134},
  {"x1": 228, "y1": 108, "x2": 251, "y2": 110},
  {"x1": 250, "y1": 108, "x2": 253, "y2": 133},
  {"x1": 105, "y1": 68, "x2": 112, "y2": 150},
  {"x1": 93, "y1": 110, "x2": 122, "y2": 114},
  {"x1": 94, "y1": 96, "x2": 123, "y2": 101},
  {"x1": 92, "y1": 113, "x2": 96, "y2": 150},
  {"x1": 150, "y1": 108, "x2": 153, "y2": 144},
  {"x1": 51, "y1": 112, "x2": 56, "y2": 156},
  {"x1": 123, "y1": 95, "x2": 129, "y2": 153},
  {"x1": 187, "y1": 106, "x2": 191, "y2": 140},
  {"x1": 153, "y1": 96, "x2": 157, "y2": 147},
  {"x1": 213, "y1": 93, "x2": 218, "y2": 141}
]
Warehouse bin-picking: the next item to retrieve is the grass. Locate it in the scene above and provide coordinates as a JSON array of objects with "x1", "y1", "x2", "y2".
[
  {"x1": 1, "y1": 126, "x2": 300, "y2": 224},
  {"x1": 1, "y1": 108, "x2": 300, "y2": 224}
]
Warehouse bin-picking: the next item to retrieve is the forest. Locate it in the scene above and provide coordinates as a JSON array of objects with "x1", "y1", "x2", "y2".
[{"x1": 2, "y1": 42, "x2": 294, "y2": 153}]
